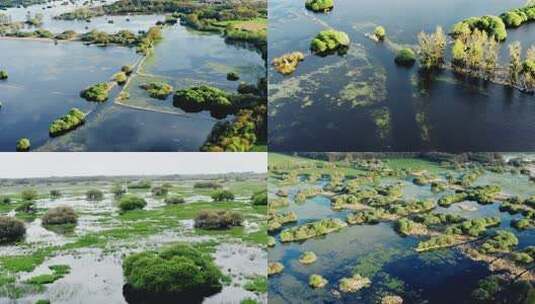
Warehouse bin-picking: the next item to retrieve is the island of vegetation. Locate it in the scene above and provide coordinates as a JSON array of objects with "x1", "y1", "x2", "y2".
[
  {"x1": 310, "y1": 29, "x2": 350, "y2": 55},
  {"x1": 48, "y1": 108, "x2": 85, "y2": 137},
  {"x1": 272, "y1": 52, "x2": 305, "y2": 75},
  {"x1": 80, "y1": 82, "x2": 111, "y2": 102},
  {"x1": 305, "y1": 0, "x2": 334, "y2": 13}
]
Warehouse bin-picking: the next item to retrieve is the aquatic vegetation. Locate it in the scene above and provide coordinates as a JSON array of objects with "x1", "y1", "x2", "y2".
[
  {"x1": 338, "y1": 274, "x2": 371, "y2": 293},
  {"x1": 0, "y1": 70, "x2": 8, "y2": 79},
  {"x1": 269, "y1": 198, "x2": 289, "y2": 209},
  {"x1": 150, "y1": 186, "x2": 168, "y2": 197},
  {"x1": 268, "y1": 262, "x2": 284, "y2": 276},
  {"x1": 114, "y1": 72, "x2": 127, "y2": 85},
  {"x1": 416, "y1": 234, "x2": 464, "y2": 252},
  {"x1": 417, "y1": 26, "x2": 447, "y2": 69},
  {"x1": 55, "y1": 30, "x2": 77, "y2": 40},
  {"x1": 128, "y1": 179, "x2": 152, "y2": 189},
  {"x1": 451, "y1": 15, "x2": 507, "y2": 41},
  {"x1": 123, "y1": 244, "x2": 223, "y2": 295},
  {"x1": 395, "y1": 218, "x2": 427, "y2": 236},
  {"x1": 500, "y1": 6, "x2": 535, "y2": 28},
  {"x1": 118, "y1": 194, "x2": 147, "y2": 212},
  {"x1": 511, "y1": 246, "x2": 535, "y2": 264},
  {"x1": 380, "y1": 295, "x2": 404, "y2": 304},
  {"x1": 26, "y1": 265, "x2": 70, "y2": 285},
  {"x1": 394, "y1": 48, "x2": 416, "y2": 67},
  {"x1": 309, "y1": 274, "x2": 328, "y2": 288},
  {"x1": 0, "y1": 216, "x2": 25, "y2": 244},
  {"x1": 268, "y1": 211, "x2": 297, "y2": 231},
  {"x1": 413, "y1": 213, "x2": 465, "y2": 226},
  {"x1": 373, "y1": 26, "x2": 386, "y2": 41},
  {"x1": 140, "y1": 82, "x2": 173, "y2": 100},
  {"x1": 480, "y1": 230, "x2": 518, "y2": 254},
  {"x1": 271, "y1": 52, "x2": 305, "y2": 75},
  {"x1": 267, "y1": 236, "x2": 276, "y2": 247},
  {"x1": 211, "y1": 190, "x2": 235, "y2": 202},
  {"x1": 464, "y1": 185, "x2": 501, "y2": 204},
  {"x1": 48, "y1": 108, "x2": 86, "y2": 137},
  {"x1": 16, "y1": 138, "x2": 31, "y2": 152},
  {"x1": 244, "y1": 276, "x2": 267, "y2": 293},
  {"x1": 86, "y1": 189, "x2": 103, "y2": 201},
  {"x1": 299, "y1": 251, "x2": 317, "y2": 265},
  {"x1": 279, "y1": 218, "x2": 347, "y2": 242},
  {"x1": 305, "y1": 0, "x2": 333, "y2": 12},
  {"x1": 310, "y1": 30, "x2": 350, "y2": 55},
  {"x1": 49, "y1": 190, "x2": 62, "y2": 199},
  {"x1": 41, "y1": 206, "x2": 78, "y2": 226},
  {"x1": 194, "y1": 182, "x2": 222, "y2": 189},
  {"x1": 194, "y1": 210, "x2": 243, "y2": 229},
  {"x1": 446, "y1": 217, "x2": 501, "y2": 237},
  {"x1": 294, "y1": 188, "x2": 321, "y2": 203},
  {"x1": 80, "y1": 83, "x2": 111, "y2": 102},
  {"x1": 347, "y1": 209, "x2": 386, "y2": 225},
  {"x1": 164, "y1": 195, "x2": 185, "y2": 205},
  {"x1": 512, "y1": 218, "x2": 533, "y2": 230}
]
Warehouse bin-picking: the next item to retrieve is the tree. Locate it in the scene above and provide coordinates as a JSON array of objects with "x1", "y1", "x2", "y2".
[
  {"x1": 417, "y1": 26, "x2": 446, "y2": 70},
  {"x1": 20, "y1": 188, "x2": 38, "y2": 201},
  {"x1": 509, "y1": 41, "x2": 522, "y2": 86},
  {"x1": 211, "y1": 190, "x2": 234, "y2": 202}
]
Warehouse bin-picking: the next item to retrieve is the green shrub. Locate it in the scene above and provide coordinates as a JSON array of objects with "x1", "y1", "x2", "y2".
[
  {"x1": 42, "y1": 206, "x2": 78, "y2": 225},
  {"x1": 0, "y1": 70, "x2": 8, "y2": 80},
  {"x1": 114, "y1": 72, "x2": 127, "y2": 85},
  {"x1": 394, "y1": 48, "x2": 416, "y2": 67},
  {"x1": 80, "y1": 83, "x2": 110, "y2": 102},
  {"x1": 121, "y1": 65, "x2": 134, "y2": 75},
  {"x1": 55, "y1": 30, "x2": 76, "y2": 40},
  {"x1": 164, "y1": 195, "x2": 185, "y2": 205},
  {"x1": 251, "y1": 190, "x2": 267, "y2": 205},
  {"x1": 123, "y1": 244, "x2": 223, "y2": 295},
  {"x1": 49, "y1": 108, "x2": 85, "y2": 137},
  {"x1": 305, "y1": 0, "x2": 334, "y2": 12},
  {"x1": 310, "y1": 29, "x2": 350, "y2": 54},
  {"x1": 140, "y1": 82, "x2": 173, "y2": 99},
  {"x1": 194, "y1": 210, "x2": 243, "y2": 229},
  {"x1": 480, "y1": 230, "x2": 518, "y2": 254},
  {"x1": 374, "y1": 26, "x2": 386, "y2": 41},
  {"x1": 0, "y1": 216, "x2": 25, "y2": 244},
  {"x1": 15, "y1": 201, "x2": 36, "y2": 213},
  {"x1": 151, "y1": 186, "x2": 168, "y2": 197},
  {"x1": 86, "y1": 189, "x2": 104, "y2": 201},
  {"x1": 211, "y1": 190, "x2": 234, "y2": 202},
  {"x1": 118, "y1": 195, "x2": 147, "y2": 212},
  {"x1": 50, "y1": 190, "x2": 62, "y2": 199},
  {"x1": 21, "y1": 188, "x2": 38, "y2": 201},
  {"x1": 16, "y1": 138, "x2": 30, "y2": 152},
  {"x1": 500, "y1": 6, "x2": 535, "y2": 28}
]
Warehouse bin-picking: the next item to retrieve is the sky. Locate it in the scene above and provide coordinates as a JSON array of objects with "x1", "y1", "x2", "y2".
[{"x1": 0, "y1": 153, "x2": 267, "y2": 178}]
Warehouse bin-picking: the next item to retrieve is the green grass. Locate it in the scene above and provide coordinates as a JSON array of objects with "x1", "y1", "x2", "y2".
[
  {"x1": 384, "y1": 158, "x2": 447, "y2": 174},
  {"x1": 0, "y1": 248, "x2": 53, "y2": 273},
  {"x1": 244, "y1": 276, "x2": 268, "y2": 293}
]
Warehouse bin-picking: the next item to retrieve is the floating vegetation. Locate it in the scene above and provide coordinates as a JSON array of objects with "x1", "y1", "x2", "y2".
[
  {"x1": 371, "y1": 107, "x2": 391, "y2": 140},
  {"x1": 272, "y1": 52, "x2": 305, "y2": 75},
  {"x1": 338, "y1": 274, "x2": 371, "y2": 293}
]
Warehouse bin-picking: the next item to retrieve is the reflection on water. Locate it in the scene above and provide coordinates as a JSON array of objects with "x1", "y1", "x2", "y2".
[{"x1": 269, "y1": 0, "x2": 535, "y2": 151}]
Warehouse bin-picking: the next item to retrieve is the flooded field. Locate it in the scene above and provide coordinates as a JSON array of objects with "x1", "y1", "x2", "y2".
[
  {"x1": 268, "y1": 153, "x2": 535, "y2": 304},
  {"x1": 0, "y1": 171, "x2": 267, "y2": 303},
  {"x1": 269, "y1": 0, "x2": 535, "y2": 152}
]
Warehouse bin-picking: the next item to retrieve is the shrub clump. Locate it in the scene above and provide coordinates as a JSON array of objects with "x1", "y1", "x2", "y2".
[
  {"x1": 123, "y1": 244, "x2": 223, "y2": 296},
  {"x1": 0, "y1": 216, "x2": 25, "y2": 243},
  {"x1": 164, "y1": 195, "x2": 185, "y2": 205},
  {"x1": 42, "y1": 206, "x2": 78, "y2": 225},
  {"x1": 395, "y1": 48, "x2": 416, "y2": 67},
  {"x1": 114, "y1": 72, "x2": 127, "y2": 85},
  {"x1": 80, "y1": 82, "x2": 110, "y2": 102},
  {"x1": 339, "y1": 274, "x2": 371, "y2": 293},
  {"x1": 194, "y1": 210, "x2": 243, "y2": 229},
  {"x1": 310, "y1": 30, "x2": 350, "y2": 55},
  {"x1": 299, "y1": 251, "x2": 318, "y2": 264},
  {"x1": 271, "y1": 52, "x2": 305, "y2": 75},
  {"x1": 305, "y1": 0, "x2": 334, "y2": 12},
  {"x1": 251, "y1": 190, "x2": 267, "y2": 205},
  {"x1": 140, "y1": 82, "x2": 173, "y2": 100},
  {"x1": 450, "y1": 15, "x2": 507, "y2": 41},
  {"x1": 173, "y1": 85, "x2": 232, "y2": 113},
  {"x1": 373, "y1": 26, "x2": 386, "y2": 41},
  {"x1": 151, "y1": 186, "x2": 168, "y2": 197},
  {"x1": 118, "y1": 195, "x2": 147, "y2": 212},
  {"x1": 0, "y1": 70, "x2": 8, "y2": 80},
  {"x1": 268, "y1": 262, "x2": 284, "y2": 276},
  {"x1": 211, "y1": 190, "x2": 235, "y2": 202},
  {"x1": 86, "y1": 189, "x2": 104, "y2": 201},
  {"x1": 16, "y1": 138, "x2": 30, "y2": 152},
  {"x1": 480, "y1": 230, "x2": 518, "y2": 254},
  {"x1": 49, "y1": 108, "x2": 85, "y2": 137},
  {"x1": 500, "y1": 6, "x2": 535, "y2": 28}
]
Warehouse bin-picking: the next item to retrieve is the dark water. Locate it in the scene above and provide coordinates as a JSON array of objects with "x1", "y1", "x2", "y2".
[
  {"x1": 0, "y1": 40, "x2": 139, "y2": 151},
  {"x1": 269, "y1": 172, "x2": 535, "y2": 303},
  {"x1": 268, "y1": 0, "x2": 535, "y2": 152}
]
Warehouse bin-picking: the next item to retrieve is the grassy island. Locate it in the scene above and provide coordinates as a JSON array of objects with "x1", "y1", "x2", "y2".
[
  {"x1": 310, "y1": 30, "x2": 350, "y2": 55},
  {"x1": 49, "y1": 108, "x2": 85, "y2": 137},
  {"x1": 16, "y1": 138, "x2": 30, "y2": 152},
  {"x1": 140, "y1": 82, "x2": 173, "y2": 100},
  {"x1": 80, "y1": 82, "x2": 111, "y2": 102},
  {"x1": 279, "y1": 218, "x2": 347, "y2": 242},
  {"x1": 309, "y1": 274, "x2": 328, "y2": 288},
  {"x1": 272, "y1": 52, "x2": 305, "y2": 75},
  {"x1": 450, "y1": 15, "x2": 507, "y2": 41},
  {"x1": 305, "y1": 0, "x2": 334, "y2": 12}
]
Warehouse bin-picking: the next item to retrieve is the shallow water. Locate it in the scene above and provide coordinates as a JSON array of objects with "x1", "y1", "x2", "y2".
[
  {"x1": 269, "y1": 0, "x2": 535, "y2": 151},
  {"x1": 269, "y1": 171, "x2": 535, "y2": 303}
]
